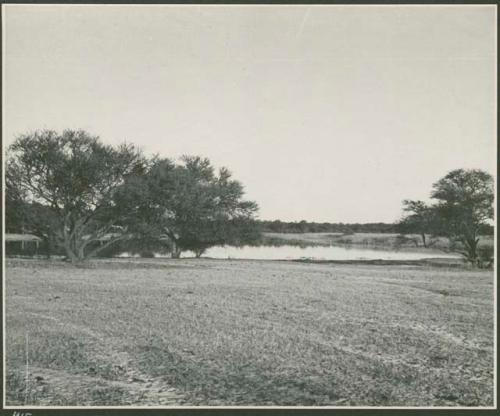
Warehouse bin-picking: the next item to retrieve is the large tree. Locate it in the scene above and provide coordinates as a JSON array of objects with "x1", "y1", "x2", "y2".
[
  {"x1": 126, "y1": 156, "x2": 259, "y2": 258},
  {"x1": 430, "y1": 169, "x2": 494, "y2": 266},
  {"x1": 6, "y1": 130, "x2": 145, "y2": 262}
]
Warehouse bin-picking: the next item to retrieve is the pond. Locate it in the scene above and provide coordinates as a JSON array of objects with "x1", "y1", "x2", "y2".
[{"x1": 177, "y1": 244, "x2": 460, "y2": 261}]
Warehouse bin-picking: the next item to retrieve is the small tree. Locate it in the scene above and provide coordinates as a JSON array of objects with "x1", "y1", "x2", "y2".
[
  {"x1": 431, "y1": 169, "x2": 494, "y2": 266},
  {"x1": 397, "y1": 200, "x2": 437, "y2": 247},
  {"x1": 6, "y1": 130, "x2": 145, "y2": 262}
]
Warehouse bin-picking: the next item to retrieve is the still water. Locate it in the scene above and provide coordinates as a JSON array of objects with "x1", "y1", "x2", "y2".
[{"x1": 180, "y1": 244, "x2": 459, "y2": 261}]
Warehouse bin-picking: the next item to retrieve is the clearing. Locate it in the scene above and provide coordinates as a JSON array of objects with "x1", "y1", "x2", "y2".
[{"x1": 4, "y1": 258, "x2": 494, "y2": 406}]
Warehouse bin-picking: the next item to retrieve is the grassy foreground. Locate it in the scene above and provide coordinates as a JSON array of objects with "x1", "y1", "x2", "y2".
[{"x1": 5, "y1": 258, "x2": 494, "y2": 406}]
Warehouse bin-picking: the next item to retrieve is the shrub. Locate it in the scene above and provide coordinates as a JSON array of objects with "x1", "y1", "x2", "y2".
[{"x1": 477, "y1": 245, "x2": 494, "y2": 269}]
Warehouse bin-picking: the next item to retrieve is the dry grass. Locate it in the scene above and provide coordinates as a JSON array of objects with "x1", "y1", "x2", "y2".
[
  {"x1": 263, "y1": 232, "x2": 432, "y2": 248},
  {"x1": 4, "y1": 258, "x2": 494, "y2": 406},
  {"x1": 263, "y1": 232, "x2": 494, "y2": 252}
]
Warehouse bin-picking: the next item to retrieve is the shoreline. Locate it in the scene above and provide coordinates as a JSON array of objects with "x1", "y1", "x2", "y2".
[
  {"x1": 289, "y1": 257, "x2": 467, "y2": 268},
  {"x1": 4, "y1": 255, "x2": 473, "y2": 270}
]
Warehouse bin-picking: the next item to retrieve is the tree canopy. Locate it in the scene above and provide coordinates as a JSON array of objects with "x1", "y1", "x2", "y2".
[
  {"x1": 398, "y1": 169, "x2": 494, "y2": 267},
  {"x1": 6, "y1": 130, "x2": 146, "y2": 262},
  {"x1": 119, "y1": 156, "x2": 259, "y2": 258},
  {"x1": 6, "y1": 131, "x2": 260, "y2": 261},
  {"x1": 397, "y1": 200, "x2": 437, "y2": 247},
  {"x1": 431, "y1": 169, "x2": 494, "y2": 265}
]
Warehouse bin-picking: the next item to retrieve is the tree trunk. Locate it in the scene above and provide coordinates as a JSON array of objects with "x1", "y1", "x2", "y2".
[
  {"x1": 463, "y1": 236, "x2": 479, "y2": 267},
  {"x1": 171, "y1": 240, "x2": 182, "y2": 258},
  {"x1": 44, "y1": 236, "x2": 52, "y2": 259},
  {"x1": 62, "y1": 233, "x2": 86, "y2": 264},
  {"x1": 63, "y1": 242, "x2": 78, "y2": 263},
  {"x1": 77, "y1": 244, "x2": 86, "y2": 262},
  {"x1": 421, "y1": 233, "x2": 427, "y2": 248},
  {"x1": 61, "y1": 214, "x2": 79, "y2": 263}
]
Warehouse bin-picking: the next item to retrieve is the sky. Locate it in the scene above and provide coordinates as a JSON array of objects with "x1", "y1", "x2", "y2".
[{"x1": 2, "y1": 5, "x2": 497, "y2": 223}]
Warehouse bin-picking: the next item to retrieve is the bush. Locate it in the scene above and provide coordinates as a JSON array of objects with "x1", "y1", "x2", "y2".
[{"x1": 477, "y1": 245, "x2": 494, "y2": 269}]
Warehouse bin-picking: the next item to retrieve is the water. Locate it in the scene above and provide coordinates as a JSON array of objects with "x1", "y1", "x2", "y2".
[{"x1": 178, "y1": 244, "x2": 459, "y2": 261}]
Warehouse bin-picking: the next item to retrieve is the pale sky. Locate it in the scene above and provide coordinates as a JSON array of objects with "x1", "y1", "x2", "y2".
[{"x1": 2, "y1": 5, "x2": 497, "y2": 223}]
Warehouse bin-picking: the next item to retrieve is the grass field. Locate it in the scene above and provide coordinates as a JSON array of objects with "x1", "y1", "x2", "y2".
[{"x1": 5, "y1": 258, "x2": 495, "y2": 406}]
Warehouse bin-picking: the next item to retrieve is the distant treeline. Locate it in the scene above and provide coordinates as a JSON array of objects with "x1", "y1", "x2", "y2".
[
  {"x1": 258, "y1": 220, "x2": 396, "y2": 234},
  {"x1": 258, "y1": 219, "x2": 494, "y2": 235}
]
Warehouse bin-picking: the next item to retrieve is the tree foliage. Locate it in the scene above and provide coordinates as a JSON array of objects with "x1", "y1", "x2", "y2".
[
  {"x1": 123, "y1": 156, "x2": 259, "y2": 258},
  {"x1": 6, "y1": 130, "x2": 145, "y2": 262},
  {"x1": 258, "y1": 220, "x2": 398, "y2": 234},
  {"x1": 431, "y1": 169, "x2": 494, "y2": 266},
  {"x1": 399, "y1": 169, "x2": 494, "y2": 267},
  {"x1": 397, "y1": 200, "x2": 438, "y2": 247}
]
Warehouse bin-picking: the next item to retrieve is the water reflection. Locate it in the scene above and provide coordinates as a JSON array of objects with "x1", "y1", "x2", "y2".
[{"x1": 177, "y1": 244, "x2": 459, "y2": 261}]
